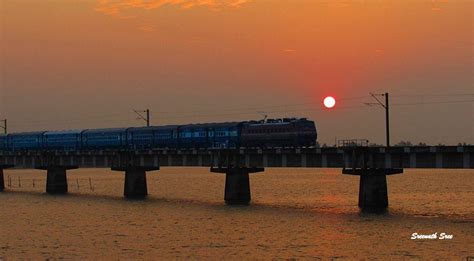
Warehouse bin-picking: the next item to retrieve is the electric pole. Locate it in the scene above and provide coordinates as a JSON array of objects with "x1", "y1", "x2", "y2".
[
  {"x1": 146, "y1": 109, "x2": 150, "y2": 127},
  {"x1": 134, "y1": 109, "x2": 150, "y2": 127},
  {"x1": 365, "y1": 92, "x2": 390, "y2": 147},
  {"x1": 385, "y1": 93, "x2": 390, "y2": 147},
  {"x1": 1, "y1": 119, "x2": 6, "y2": 134}
]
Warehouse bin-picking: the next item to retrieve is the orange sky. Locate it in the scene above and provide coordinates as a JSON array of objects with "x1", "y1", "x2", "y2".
[{"x1": 1, "y1": 0, "x2": 473, "y2": 145}]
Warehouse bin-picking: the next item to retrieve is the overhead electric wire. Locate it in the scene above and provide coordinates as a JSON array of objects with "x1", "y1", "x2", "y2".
[
  {"x1": 391, "y1": 100, "x2": 474, "y2": 106},
  {"x1": 152, "y1": 95, "x2": 371, "y2": 115},
  {"x1": 4, "y1": 95, "x2": 473, "y2": 130},
  {"x1": 6, "y1": 95, "x2": 371, "y2": 126},
  {"x1": 391, "y1": 93, "x2": 474, "y2": 98},
  {"x1": 9, "y1": 117, "x2": 140, "y2": 128}
]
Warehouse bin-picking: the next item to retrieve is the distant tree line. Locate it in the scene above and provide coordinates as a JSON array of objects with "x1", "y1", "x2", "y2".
[
  {"x1": 393, "y1": 141, "x2": 472, "y2": 147},
  {"x1": 322, "y1": 140, "x2": 472, "y2": 148}
]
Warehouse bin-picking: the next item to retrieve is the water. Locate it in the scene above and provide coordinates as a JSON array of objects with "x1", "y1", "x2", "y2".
[{"x1": 1, "y1": 168, "x2": 473, "y2": 260}]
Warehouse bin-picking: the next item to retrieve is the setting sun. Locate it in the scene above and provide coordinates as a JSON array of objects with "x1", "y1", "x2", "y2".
[{"x1": 323, "y1": 96, "x2": 336, "y2": 109}]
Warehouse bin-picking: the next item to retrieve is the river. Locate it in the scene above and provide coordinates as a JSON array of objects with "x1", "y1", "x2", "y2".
[{"x1": 0, "y1": 168, "x2": 472, "y2": 260}]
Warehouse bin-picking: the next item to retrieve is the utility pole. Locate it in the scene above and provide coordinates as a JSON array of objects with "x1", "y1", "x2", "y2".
[
  {"x1": 365, "y1": 92, "x2": 390, "y2": 147},
  {"x1": 146, "y1": 109, "x2": 150, "y2": 127},
  {"x1": 385, "y1": 93, "x2": 390, "y2": 147},
  {"x1": 0, "y1": 119, "x2": 6, "y2": 134},
  {"x1": 134, "y1": 109, "x2": 150, "y2": 127}
]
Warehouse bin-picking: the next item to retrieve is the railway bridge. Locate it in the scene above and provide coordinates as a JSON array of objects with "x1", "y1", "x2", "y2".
[{"x1": 1, "y1": 146, "x2": 473, "y2": 210}]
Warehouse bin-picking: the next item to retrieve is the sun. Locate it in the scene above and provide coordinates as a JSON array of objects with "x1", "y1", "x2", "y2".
[{"x1": 323, "y1": 96, "x2": 336, "y2": 109}]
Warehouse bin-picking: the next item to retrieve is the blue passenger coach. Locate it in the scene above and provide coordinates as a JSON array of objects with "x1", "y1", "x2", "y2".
[
  {"x1": 44, "y1": 130, "x2": 84, "y2": 150},
  {"x1": 177, "y1": 122, "x2": 241, "y2": 149},
  {"x1": 179, "y1": 124, "x2": 207, "y2": 148},
  {"x1": 207, "y1": 122, "x2": 241, "y2": 149},
  {"x1": 127, "y1": 127, "x2": 155, "y2": 149},
  {"x1": 82, "y1": 128, "x2": 128, "y2": 149},
  {"x1": 127, "y1": 126, "x2": 178, "y2": 149},
  {"x1": 152, "y1": 125, "x2": 178, "y2": 148},
  {"x1": 8, "y1": 131, "x2": 46, "y2": 150},
  {"x1": 0, "y1": 134, "x2": 6, "y2": 150}
]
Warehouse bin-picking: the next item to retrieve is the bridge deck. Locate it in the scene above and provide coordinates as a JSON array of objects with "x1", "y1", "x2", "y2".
[{"x1": 0, "y1": 146, "x2": 472, "y2": 169}]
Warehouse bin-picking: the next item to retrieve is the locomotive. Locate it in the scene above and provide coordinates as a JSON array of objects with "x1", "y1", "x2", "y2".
[{"x1": 0, "y1": 118, "x2": 317, "y2": 151}]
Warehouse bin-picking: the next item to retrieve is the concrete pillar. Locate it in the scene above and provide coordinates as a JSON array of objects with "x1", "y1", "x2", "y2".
[
  {"x1": 344, "y1": 153, "x2": 351, "y2": 168},
  {"x1": 182, "y1": 155, "x2": 187, "y2": 166},
  {"x1": 151, "y1": 155, "x2": 157, "y2": 167},
  {"x1": 368, "y1": 154, "x2": 374, "y2": 168},
  {"x1": 46, "y1": 167, "x2": 68, "y2": 194},
  {"x1": 198, "y1": 155, "x2": 203, "y2": 166},
  {"x1": 123, "y1": 167, "x2": 148, "y2": 199},
  {"x1": 463, "y1": 153, "x2": 470, "y2": 169},
  {"x1": 301, "y1": 154, "x2": 307, "y2": 167},
  {"x1": 282, "y1": 154, "x2": 287, "y2": 167},
  {"x1": 263, "y1": 154, "x2": 268, "y2": 167},
  {"x1": 211, "y1": 167, "x2": 264, "y2": 205},
  {"x1": 213, "y1": 155, "x2": 219, "y2": 167},
  {"x1": 410, "y1": 153, "x2": 417, "y2": 168},
  {"x1": 322, "y1": 154, "x2": 328, "y2": 168},
  {"x1": 359, "y1": 175, "x2": 388, "y2": 210},
  {"x1": 224, "y1": 169, "x2": 251, "y2": 205},
  {"x1": 435, "y1": 153, "x2": 443, "y2": 168},
  {"x1": 385, "y1": 153, "x2": 392, "y2": 168},
  {"x1": 0, "y1": 169, "x2": 4, "y2": 192},
  {"x1": 168, "y1": 155, "x2": 172, "y2": 166}
]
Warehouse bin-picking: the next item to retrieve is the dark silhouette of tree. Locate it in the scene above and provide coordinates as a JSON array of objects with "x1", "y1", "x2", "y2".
[{"x1": 394, "y1": 141, "x2": 413, "y2": 147}]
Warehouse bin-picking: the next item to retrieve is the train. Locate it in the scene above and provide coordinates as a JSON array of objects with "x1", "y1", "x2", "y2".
[{"x1": 0, "y1": 118, "x2": 317, "y2": 151}]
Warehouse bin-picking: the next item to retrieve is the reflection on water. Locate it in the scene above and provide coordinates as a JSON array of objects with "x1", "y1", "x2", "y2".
[{"x1": 0, "y1": 168, "x2": 473, "y2": 259}]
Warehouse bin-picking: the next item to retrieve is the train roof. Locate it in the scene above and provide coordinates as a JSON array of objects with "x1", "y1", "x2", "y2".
[
  {"x1": 1, "y1": 118, "x2": 313, "y2": 136},
  {"x1": 180, "y1": 122, "x2": 242, "y2": 129},
  {"x1": 44, "y1": 130, "x2": 85, "y2": 135},
  {"x1": 128, "y1": 125, "x2": 179, "y2": 131},
  {"x1": 245, "y1": 118, "x2": 312, "y2": 126},
  {"x1": 83, "y1": 128, "x2": 128, "y2": 133},
  {"x1": 8, "y1": 131, "x2": 47, "y2": 136}
]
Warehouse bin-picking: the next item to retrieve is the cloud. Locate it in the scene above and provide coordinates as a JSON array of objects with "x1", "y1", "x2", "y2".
[
  {"x1": 138, "y1": 25, "x2": 155, "y2": 31},
  {"x1": 95, "y1": 0, "x2": 252, "y2": 17}
]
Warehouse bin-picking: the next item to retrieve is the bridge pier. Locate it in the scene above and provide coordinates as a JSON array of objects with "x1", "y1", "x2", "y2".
[
  {"x1": 211, "y1": 167, "x2": 264, "y2": 205},
  {"x1": 45, "y1": 166, "x2": 78, "y2": 194},
  {"x1": 343, "y1": 168, "x2": 403, "y2": 211},
  {"x1": 0, "y1": 168, "x2": 4, "y2": 191},
  {"x1": 0, "y1": 165, "x2": 14, "y2": 192},
  {"x1": 359, "y1": 175, "x2": 388, "y2": 209},
  {"x1": 112, "y1": 167, "x2": 159, "y2": 199}
]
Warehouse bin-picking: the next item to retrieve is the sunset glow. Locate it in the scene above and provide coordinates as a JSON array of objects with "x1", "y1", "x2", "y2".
[
  {"x1": 1, "y1": 0, "x2": 472, "y2": 146},
  {"x1": 1, "y1": 1, "x2": 472, "y2": 259}
]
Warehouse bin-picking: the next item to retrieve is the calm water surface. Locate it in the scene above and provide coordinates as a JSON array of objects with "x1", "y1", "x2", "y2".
[{"x1": 1, "y1": 168, "x2": 473, "y2": 260}]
